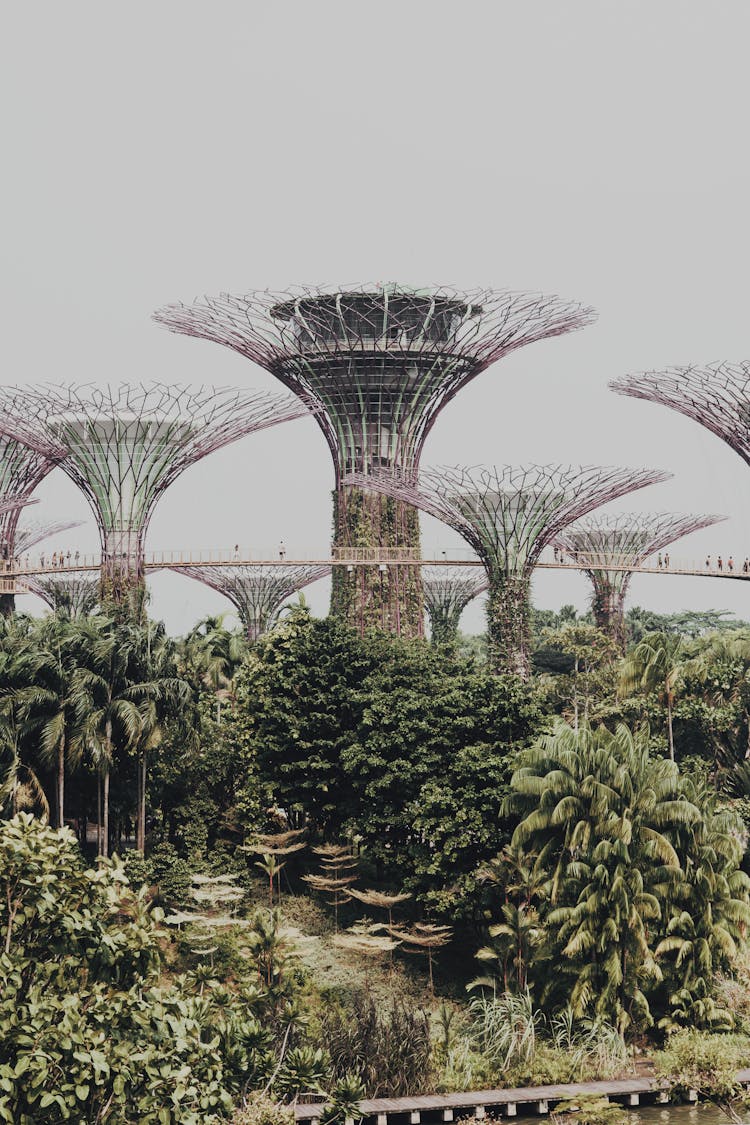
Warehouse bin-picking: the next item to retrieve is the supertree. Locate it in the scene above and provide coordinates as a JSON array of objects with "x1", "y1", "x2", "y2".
[
  {"x1": 610, "y1": 361, "x2": 750, "y2": 465},
  {"x1": 555, "y1": 512, "x2": 725, "y2": 649},
  {"x1": 23, "y1": 573, "x2": 99, "y2": 618},
  {"x1": 0, "y1": 434, "x2": 62, "y2": 615},
  {"x1": 346, "y1": 464, "x2": 670, "y2": 676},
  {"x1": 422, "y1": 566, "x2": 488, "y2": 647},
  {"x1": 154, "y1": 284, "x2": 595, "y2": 636},
  {"x1": 180, "y1": 564, "x2": 331, "y2": 641},
  {"x1": 0, "y1": 382, "x2": 309, "y2": 617},
  {"x1": 13, "y1": 518, "x2": 85, "y2": 558}
]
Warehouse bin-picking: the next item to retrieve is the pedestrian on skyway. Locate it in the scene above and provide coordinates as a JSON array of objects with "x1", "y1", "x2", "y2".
[
  {"x1": 664, "y1": 552, "x2": 670, "y2": 568},
  {"x1": 718, "y1": 556, "x2": 723, "y2": 571}
]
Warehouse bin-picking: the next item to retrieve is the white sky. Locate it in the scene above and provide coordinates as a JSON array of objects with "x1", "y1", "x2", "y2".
[{"x1": 2, "y1": 2, "x2": 750, "y2": 635}]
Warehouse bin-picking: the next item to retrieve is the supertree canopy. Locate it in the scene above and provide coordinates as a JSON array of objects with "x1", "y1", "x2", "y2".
[
  {"x1": 610, "y1": 361, "x2": 750, "y2": 465},
  {"x1": 180, "y1": 564, "x2": 331, "y2": 641},
  {"x1": 422, "y1": 566, "x2": 488, "y2": 647},
  {"x1": 13, "y1": 518, "x2": 85, "y2": 557},
  {"x1": 347, "y1": 464, "x2": 670, "y2": 676},
  {"x1": 154, "y1": 284, "x2": 595, "y2": 636},
  {"x1": 23, "y1": 573, "x2": 99, "y2": 618},
  {"x1": 0, "y1": 382, "x2": 309, "y2": 616},
  {"x1": 555, "y1": 512, "x2": 725, "y2": 649},
  {"x1": 0, "y1": 434, "x2": 61, "y2": 615}
]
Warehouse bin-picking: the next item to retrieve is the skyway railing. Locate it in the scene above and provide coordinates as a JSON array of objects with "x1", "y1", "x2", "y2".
[{"x1": 1, "y1": 546, "x2": 747, "y2": 582}]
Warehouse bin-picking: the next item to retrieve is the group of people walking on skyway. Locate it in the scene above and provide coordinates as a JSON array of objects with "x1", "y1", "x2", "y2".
[{"x1": 552, "y1": 545, "x2": 748, "y2": 574}]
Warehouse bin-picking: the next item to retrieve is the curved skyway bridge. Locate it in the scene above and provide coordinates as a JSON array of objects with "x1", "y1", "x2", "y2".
[{"x1": 1, "y1": 545, "x2": 748, "y2": 595}]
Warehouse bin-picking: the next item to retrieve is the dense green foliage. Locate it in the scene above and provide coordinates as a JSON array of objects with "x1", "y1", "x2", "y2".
[{"x1": 5, "y1": 598, "x2": 750, "y2": 1117}]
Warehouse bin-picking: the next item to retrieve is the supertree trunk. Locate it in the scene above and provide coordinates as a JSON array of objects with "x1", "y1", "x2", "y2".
[
  {"x1": 591, "y1": 579, "x2": 627, "y2": 651},
  {"x1": 487, "y1": 574, "x2": 532, "y2": 678},
  {"x1": 428, "y1": 604, "x2": 464, "y2": 648},
  {"x1": 0, "y1": 593, "x2": 14, "y2": 618},
  {"x1": 330, "y1": 485, "x2": 424, "y2": 637},
  {"x1": 99, "y1": 530, "x2": 146, "y2": 622}
]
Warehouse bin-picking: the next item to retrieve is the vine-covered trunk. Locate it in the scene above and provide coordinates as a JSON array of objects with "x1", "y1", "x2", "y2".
[
  {"x1": 591, "y1": 577, "x2": 627, "y2": 651},
  {"x1": 0, "y1": 593, "x2": 15, "y2": 618},
  {"x1": 487, "y1": 573, "x2": 531, "y2": 678},
  {"x1": 427, "y1": 604, "x2": 463, "y2": 648},
  {"x1": 330, "y1": 485, "x2": 424, "y2": 637},
  {"x1": 99, "y1": 529, "x2": 146, "y2": 622}
]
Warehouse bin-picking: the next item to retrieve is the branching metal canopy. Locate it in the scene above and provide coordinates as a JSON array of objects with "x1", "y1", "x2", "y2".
[
  {"x1": 0, "y1": 435, "x2": 59, "y2": 551},
  {"x1": 154, "y1": 284, "x2": 596, "y2": 481},
  {"x1": 0, "y1": 382, "x2": 308, "y2": 554},
  {"x1": 181, "y1": 564, "x2": 331, "y2": 640},
  {"x1": 346, "y1": 464, "x2": 671, "y2": 575},
  {"x1": 610, "y1": 362, "x2": 750, "y2": 466},
  {"x1": 555, "y1": 512, "x2": 726, "y2": 594},
  {"x1": 24, "y1": 573, "x2": 99, "y2": 617},
  {"x1": 13, "y1": 519, "x2": 85, "y2": 557},
  {"x1": 422, "y1": 566, "x2": 488, "y2": 618}
]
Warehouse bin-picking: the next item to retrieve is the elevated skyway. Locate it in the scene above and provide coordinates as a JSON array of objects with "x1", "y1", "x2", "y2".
[{"x1": 1, "y1": 545, "x2": 748, "y2": 595}]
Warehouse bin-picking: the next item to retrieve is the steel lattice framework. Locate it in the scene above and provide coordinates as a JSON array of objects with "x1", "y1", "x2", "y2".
[
  {"x1": 154, "y1": 284, "x2": 595, "y2": 637},
  {"x1": 0, "y1": 382, "x2": 309, "y2": 613},
  {"x1": 610, "y1": 362, "x2": 750, "y2": 465},
  {"x1": 24, "y1": 573, "x2": 99, "y2": 618},
  {"x1": 555, "y1": 512, "x2": 725, "y2": 647},
  {"x1": 181, "y1": 564, "x2": 331, "y2": 641},
  {"x1": 13, "y1": 519, "x2": 85, "y2": 558},
  {"x1": 347, "y1": 463, "x2": 670, "y2": 675},
  {"x1": 0, "y1": 434, "x2": 60, "y2": 576},
  {"x1": 422, "y1": 566, "x2": 488, "y2": 647}
]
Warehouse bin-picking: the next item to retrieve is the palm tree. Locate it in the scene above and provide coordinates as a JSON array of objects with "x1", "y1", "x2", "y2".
[
  {"x1": 506, "y1": 720, "x2": 702, "y2": 1031},
  {"x1": 686, "y1": 630, "x2": 750, "y2": 765},
  {"x1": 0, "y1": 625, "x2": 51, "y2": 821},
  {"x1": 181, "y1": 615, "x2": 246, "y2": 722},
  {"x1": 72, "y1": 619, "x2": 187, "y2": 857},
  {"x1": 619, "y1": 631, "x2": 689, "y2": 760},
  {"x1": 13, "y1": 618, "x2": 87, "y2": 829}
]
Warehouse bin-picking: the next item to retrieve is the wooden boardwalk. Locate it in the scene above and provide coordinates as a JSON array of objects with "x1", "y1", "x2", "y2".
[{"x1": 294, "y1": 1068, "x2": 750, "y2": 1124}]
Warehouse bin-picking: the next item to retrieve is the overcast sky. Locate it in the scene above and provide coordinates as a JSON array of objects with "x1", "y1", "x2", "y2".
[{"x1": 3, "y1": 2, "x2": 750, "y2": 635}]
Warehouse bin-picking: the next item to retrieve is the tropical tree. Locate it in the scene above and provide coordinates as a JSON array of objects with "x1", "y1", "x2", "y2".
[
  {"x1": 505, "y1": 721, "x2": 702, "y2": 1030},
  {"x1": 619, "y1": 632, "x2": 690, "y2": 760}
]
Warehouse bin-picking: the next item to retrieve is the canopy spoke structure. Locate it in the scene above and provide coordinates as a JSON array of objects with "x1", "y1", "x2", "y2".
[
  {"x1": 155, "y1": 283, "x2": 595, "y2": 637},
  {"x1": 0, "y1": 434, "x2": 62, "y2": 615},
  {"x1": 555, "y1": 512, "x2": 725, "y2": 649},
  {"x1": 347, "y1": 464, "x2": 670, "y2": 676},
  {"x1": 13, "y1": 519, "x2": 85, "y2": 559},
  {"x1": 0, "y1": 382, "x2": 309, "y2": 617},
  {"x1": 181, "y1": 564, "x2": 331, "y2": 641},
  {"x1": 610, "y1": 362, "x2": 750, "y2": 465},
  {"x1": 24, "y1": 573, "x2": 99, "y2": 618},
  {"x1": 422, "y1": 566, "x2": 488, "y2": 647}
]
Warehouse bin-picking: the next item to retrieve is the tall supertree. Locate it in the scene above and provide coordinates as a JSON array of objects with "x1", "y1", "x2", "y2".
[
  {"x1": 347, "y1": 464, "x2": 670, "y2": 676},
  {"x1": 0, "y1": 434, "x2": 62, "y2": 615},
  {"x1": 555, "y1": 512, "x2": 725, "y2": 649},
  {"x1": 154, "y1": 284, "x2": 595, "y2": 636},
  {"x1": 180, "y1": 564, "x2": 331, "y2": 641},
  {"x1": 422, "y1": 567, "x2": 488, "y2": 647},
  {"x1": 610, "y1": 361, "x2": 750, "y2": 465},
  {"x1": 0, "y1": 382, "x2": 309, "y2": 616},
  {"x1": 23, "y1": 573, "x2": 99, "y2": 618}
]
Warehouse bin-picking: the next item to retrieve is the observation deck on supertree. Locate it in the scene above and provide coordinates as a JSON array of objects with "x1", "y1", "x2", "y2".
[
  {"x1": 180, "y1": 564, "x2": 331, "y2": 641},
  {"x1": 0, "y1": 435, "x2": 62, "y2": 615},
  {"x1": 346, "y1": 464, "x2": 670, "y2": 676},
  {"x1": 422, "y1": 566, "x2": 488, "y2": 647},
  {"x1": 0, "y1": 382, "x2": 309, "y2": 618},
  {"x1": 154, "y1": 284, "x2": 595, "y2": 637},
  {"x1": 24, "y1": 572, "x2": 99, "y2": 618},
  {"x1": 555, "y1": 512, "x2": 725, "y2": 649},
  {"x1": 610, "y1": 362, "x2": 750, "y2": 466}
]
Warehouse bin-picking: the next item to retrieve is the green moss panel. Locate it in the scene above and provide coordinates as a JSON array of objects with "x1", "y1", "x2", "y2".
[
  {"x1": 486, "y1": 573, "x2": 532, "y2": 677},
  {"x1": 330, "y1": 485, "x2": 424, "y2": 638}
]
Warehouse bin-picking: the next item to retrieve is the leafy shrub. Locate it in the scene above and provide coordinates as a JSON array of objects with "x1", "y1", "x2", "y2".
[
  {"x1": 149, "y1": 839, "x2": 193, "y2": 905},
  {"x1": 319, "y1": 991, "x2": 435, "y2": 1097},
  {"x1": 654, "y1": 1029, "x2": 750, "y2": 1108},
  {"x1": 0, "y1": 813, "x2": 234, "y2": 1123},
  {"x1": 232, "y1": 1093, "x2": 295, "y2": 1125}
]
